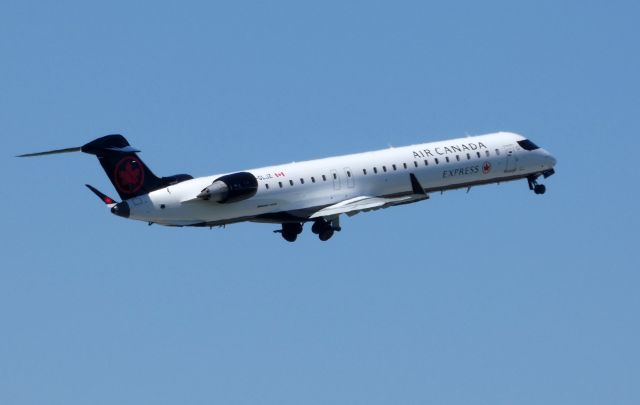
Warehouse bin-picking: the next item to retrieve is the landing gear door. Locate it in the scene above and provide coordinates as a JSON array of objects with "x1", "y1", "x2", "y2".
[{"x1": 503, "y1": 145, "x2": 517, "y2": 173}]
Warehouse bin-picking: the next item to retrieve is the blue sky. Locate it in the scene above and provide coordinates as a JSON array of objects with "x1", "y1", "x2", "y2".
[{"x1": 1, "y1": 1, "x2": 639, "y2": 404}]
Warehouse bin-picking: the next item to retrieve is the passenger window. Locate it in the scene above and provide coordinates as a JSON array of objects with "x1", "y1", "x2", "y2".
[
  {"x1": 392, "y1": 164, "x2": 397, "y2": 171},
  {"x1": 477, "y1": 152, "x2": 481, "y2": 158},
  {"x1": 414, "y1": 161, "x2": 418, "y2": 168},
  {"x1": 456, "y1": 155, "x2": 460, "y2": 161},
  {"x1": 300, "y1": 178, "x2": 304, "y2": 184},
  {"x1": 289, "y1": 180, "x2": 294, "y2": 186},
  {"x1": 403, "y1": 163, "x2": 407, "y2": 169},
  {"x1": 265, "y1": 184, "x2": 270, "y2": 190},
  {"x1": 383, "y1": 166, "x2": 387, "y2": 172},
  {"x1": 485, "y1": 150, "x2": 490, "y2": 157},
  {"x1": 363, "y1": 168, "x2": 367, "y2": 175},
  {"x1": 495, "y1": 149, "x2": 500, "y2": 155},
  {"x1": 278, "y1": 181, "x2": 283, "y2": 188},
  {"x1": 435, "y1": 158, "x2": 439, "y2": 165},
  {"x1": 424, "y1": 159, "x2": 428, "y2": 166},
  {"x1": 373, "y1": 167, "x2": 378, "y2": 174},
  {"x1": 347, "y1": 171, "x2": 352, "y2": 177},
  {"x1": 322, "y1": 175, "x2": 327, "y2": 181},
  {"x1": 311, "y1": 176, "x2": 316, "y2": 183},
  {"x1": 445, "y1": 156, "x2": 450, "y2": 163},
  {"x1": 467, "y1": 153, "x2": 471, "y2": 160}
]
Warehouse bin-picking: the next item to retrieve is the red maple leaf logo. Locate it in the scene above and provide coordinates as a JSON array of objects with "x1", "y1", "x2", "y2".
[
  {"x1": 482, "y1": 161, "x2": 492, "y2": 174},
  {"x1": 114, "y1": 157, "x2": 145, "y2": 193},
  {"x1": 119, "y1": 162, "x2": 141, "y2": 186}
]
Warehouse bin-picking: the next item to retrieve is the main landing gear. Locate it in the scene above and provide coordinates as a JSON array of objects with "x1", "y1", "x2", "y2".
[
  {"x1": 275, "y1": 218, "x2": 341, "y2": 242},
  {"x1": 274, "y1": 222, "x2": 303, "y2": 242},
  {"x1": 527, "y1": 175, "x2": 546, "y2": 195},
  {"x1": 311, "y1": 218, "x2": 341, "y2": 241}
]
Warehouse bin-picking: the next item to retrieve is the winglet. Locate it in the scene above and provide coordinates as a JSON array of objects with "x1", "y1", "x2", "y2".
[
  {"x1": 409, "y1": 173, "x2": 428, "y2": 196},
  {"x1": 85, "y1": 184, "x2": 117, "y2": 206}
]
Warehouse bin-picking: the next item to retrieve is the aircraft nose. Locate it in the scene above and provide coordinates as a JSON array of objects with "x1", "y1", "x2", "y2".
[{"x1": 548, "y1": 154, "x2": 557, "y2": 167}]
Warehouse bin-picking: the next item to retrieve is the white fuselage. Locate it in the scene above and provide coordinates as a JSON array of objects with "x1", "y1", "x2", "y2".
[{"x1": 124, "y1": 132, "x2": 556, "y2": 226}]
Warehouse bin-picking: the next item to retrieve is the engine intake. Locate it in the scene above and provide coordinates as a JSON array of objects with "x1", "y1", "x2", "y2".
[{"x1": 197, "y1": 172, "x2": 258, "y2": 203}]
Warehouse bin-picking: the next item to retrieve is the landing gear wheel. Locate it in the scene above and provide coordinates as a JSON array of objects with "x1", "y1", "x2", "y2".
[
  {"x1": 311, "y1": 219, "x2": 326, "y2": 234},
  {"x1": 278, "y1": 222, "x2": 303, "y2": 242},
  {"x1": 528, "y1": 175, "x2": 547, "y2": 195},
  {"x1": 319, "y1": 228, "x2": 335, "y2": 241},
  {"x1": 289, "y1": 223, "x2": 303, "y2": 235},
  {"x1": 282, "y1": 231, "x2": 298, "y2": 242}
]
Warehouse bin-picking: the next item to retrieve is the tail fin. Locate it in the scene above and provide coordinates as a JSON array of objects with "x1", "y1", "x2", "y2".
[
  {"x1": 82, "y1": 134, "x2": 194, "y2": 200},
  {"x1": 18, "y1": 134, "x2": 193, "y2": 200},
  {"x1": 80, "y1": 135, "x2": 164, "y2": 200}
]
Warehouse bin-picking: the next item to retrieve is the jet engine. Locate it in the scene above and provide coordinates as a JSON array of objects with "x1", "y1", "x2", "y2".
[{"x1": 197, "y1": 172, "x2": 258, "y2": 203}]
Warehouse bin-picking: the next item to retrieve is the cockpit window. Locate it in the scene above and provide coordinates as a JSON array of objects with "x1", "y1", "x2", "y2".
[{"x1": 517, "y1": 139, "x2": 540, "y2": 151}]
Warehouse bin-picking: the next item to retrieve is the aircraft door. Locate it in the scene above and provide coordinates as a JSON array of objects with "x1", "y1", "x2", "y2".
[
  {"x1": 344, "y1": 167, "x2": 355, "y2": 188},
  {"x1": 503, "y1": 145, "x2": 517, "y2": 173},
  {"x1": 330, "y1": 169, "x2": 341, "y2": 190}
]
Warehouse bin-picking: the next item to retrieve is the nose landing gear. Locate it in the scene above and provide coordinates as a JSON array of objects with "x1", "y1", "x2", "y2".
[{"x1": 527, "y1": 175, "x2": 546, "y2": 195}]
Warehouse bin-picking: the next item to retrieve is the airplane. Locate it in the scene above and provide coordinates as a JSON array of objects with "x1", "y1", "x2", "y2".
[{"x1": 18, "y1": 131, "x2": 556, "y2": 242}]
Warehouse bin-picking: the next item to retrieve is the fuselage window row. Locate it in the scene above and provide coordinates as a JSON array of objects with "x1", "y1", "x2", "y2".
[{"x1": 267, "y1": 147, "x2": 498, "y2": 190}]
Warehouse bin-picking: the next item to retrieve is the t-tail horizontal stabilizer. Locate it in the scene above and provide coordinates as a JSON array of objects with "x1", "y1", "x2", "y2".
[
  {"x1": 16, "y1": 146, "x2": 82, "y2": 157},
  {"x1": 16, "y1": 137, "x2": 139, "y2": 158},
  {"x1": 17, "y1": 134, "x2": 193, "y2": 201}
]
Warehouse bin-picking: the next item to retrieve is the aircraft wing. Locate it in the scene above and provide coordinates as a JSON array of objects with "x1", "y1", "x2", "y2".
[
  {"x1": 309, "y1": 173, "x2": 429, "y2": 218},
  {"x1": 309, "y1": 193, "x2": 428, "y2": 219}
]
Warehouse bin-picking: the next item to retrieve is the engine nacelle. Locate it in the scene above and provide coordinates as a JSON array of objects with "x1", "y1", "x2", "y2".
[{"x1": 197, "y1": 172, "x2": 258, "y2": 203}]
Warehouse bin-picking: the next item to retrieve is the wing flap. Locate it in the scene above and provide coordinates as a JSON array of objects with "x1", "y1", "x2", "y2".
[
  {"x1": 309, "y1": 174, "x2": 429, "y2": 218},
  {"x1": 309, "y1": 194, "x2": 427, "y2": 219}
]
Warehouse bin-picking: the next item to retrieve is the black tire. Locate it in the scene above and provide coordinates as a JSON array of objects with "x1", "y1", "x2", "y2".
[
  {"x1": 293, "y1": 223, "x2": 303, "y2": 234},
  {"x1": 319, "y1": 228, "x2": 334, "y2": 241},
  {"x1": 283, "y1": 222, "x2": 303, "y2": 235},
  {"x1": 311, "y1": 220, "x2": 325, "y2": 234},
  {"x1": 282, "y1": 231, "x2": 298, "y2": 242},
  {"x1": 534, "y1": 184, "x2": 546, "y2": 195}
]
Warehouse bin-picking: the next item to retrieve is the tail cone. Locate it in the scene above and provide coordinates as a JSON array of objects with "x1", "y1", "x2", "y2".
[{"x1": 111, "y1": 202, "x2": 130, "y2": 218}]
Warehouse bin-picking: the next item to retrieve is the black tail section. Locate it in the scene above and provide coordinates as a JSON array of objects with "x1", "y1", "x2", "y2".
[
  {"x1": 80, "y1": 134, "x2": 193, "y2": 200},
  {"x1": 81, "y1": 135, "x2": 162, "y2": 200},
  {"x1": 18, "y1": 134, "x2": 193, "y2": 200}
]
